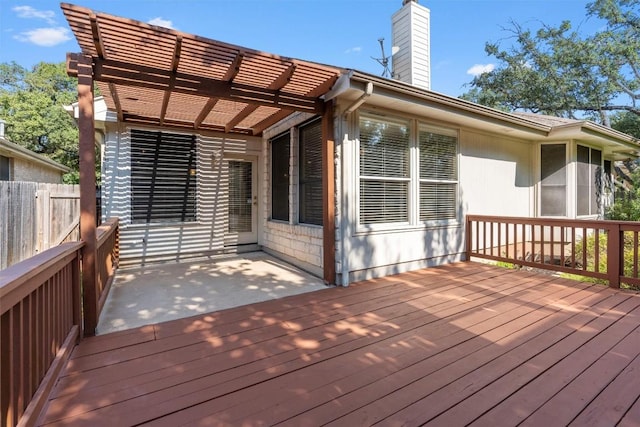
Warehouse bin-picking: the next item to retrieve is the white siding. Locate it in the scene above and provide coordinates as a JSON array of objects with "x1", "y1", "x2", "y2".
[
  {"x1": 102, "y1": 124, "x2": 262, "y2": 264},
  {"x1": 392, "y1": 1, "x2": 430, "y2": 90},
  {"x1": 459, "y1": 129, "x2": 533, "y2": 217}
]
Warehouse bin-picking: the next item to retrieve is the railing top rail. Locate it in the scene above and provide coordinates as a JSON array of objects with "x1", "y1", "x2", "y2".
[
  {"x1": 0, "y1": 241, "x2": 84, "y2": 312},
  {"x1": 96, "y1": 217, "x2": 119, "y2": 246}
]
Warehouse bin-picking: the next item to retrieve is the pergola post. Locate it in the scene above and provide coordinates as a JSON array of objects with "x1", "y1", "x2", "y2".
[
  {"x1": 77, "y1": 54, "x2": 98, "y2": 336},
  {"x1": 322, "y1": 100, "x2": 336, "y2": 285}
]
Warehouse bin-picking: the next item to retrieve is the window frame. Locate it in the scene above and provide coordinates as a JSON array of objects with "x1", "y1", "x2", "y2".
[
  {"x1": 539, "y1": 142, "x2": 568, "y2": 217},
  {"x1": 357, "y1": 113, "x2": 412, "y2": 228},
  {"x1": 356, "y1": 111, "x2": 460, "y2": 231},
  {"x1": 0, "y1": 154, "x2": 11, "y2": 181},
  {"x1": 418, "y1": 124, "x2": 459, "y2": 225},
  {"x1": 576, "y1": 144, "x2": 603, "y2": 217}
]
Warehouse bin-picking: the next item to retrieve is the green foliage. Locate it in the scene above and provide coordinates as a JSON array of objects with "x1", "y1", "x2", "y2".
[
  {"x1": 0, "y1": 61, "x2": 79, "y2": 183},
  {"x1": 570, "y1": 231, "x2": 640, "y2": 289},
  {"x1": 461, "y1": 0, "x2": 640, "y2": 122},
  {"x1": 606, "y1": 163, "x2": 640, "y2": 220},
  {"x1": 611, "y1": 111, "x2": 640, "y2": 138}
]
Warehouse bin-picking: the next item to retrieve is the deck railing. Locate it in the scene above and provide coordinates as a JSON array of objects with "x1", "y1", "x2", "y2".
[
  {"x1": 0, "y1": 242, "x2": 83, "y2": 427},
  {"x1": 0, "y1": 217, "x2": 120, "y2": 427},
  {"x1": 95, "y1": 217, "x2": 119, "y2": 320},
  {"x1": 466, "y1": 215, "x2": 640, "y2": 289}
]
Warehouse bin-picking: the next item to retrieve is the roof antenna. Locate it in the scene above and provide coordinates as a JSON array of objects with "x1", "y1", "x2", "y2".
[{"x1": 372, "y1": 38, "x2": 392, "y2": 78}]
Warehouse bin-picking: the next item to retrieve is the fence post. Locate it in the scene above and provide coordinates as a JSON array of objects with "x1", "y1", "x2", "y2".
[{"x1": 607, "y1": 223, "x2": 621, "y2": 288}]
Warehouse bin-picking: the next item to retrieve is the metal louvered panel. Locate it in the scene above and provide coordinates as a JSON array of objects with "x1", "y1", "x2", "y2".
[
  {"x1": 299, "y1": 119, "x2": 323, "y2": 226},
  {"x1": 130, "y1": 129, "x2": 197, "y2": 224},
  {"x1": 228, "y1": 161, "x2": 252, "y2": 233}
]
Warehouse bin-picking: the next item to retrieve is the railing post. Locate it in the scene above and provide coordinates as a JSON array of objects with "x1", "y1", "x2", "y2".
[
  {"x1": 465, "y1": 215, "x2": 472, "y2": 262},
  {"x1": 71, "y1": 250, "x2": 83, "y2": 339},
  {"x1": 607, "y1": 223, "x2": 621, "y2": 288}
]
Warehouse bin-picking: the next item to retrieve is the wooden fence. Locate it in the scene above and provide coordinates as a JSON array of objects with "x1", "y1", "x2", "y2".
[
  {"x1": 466, "y1": 215, "x2": 640, "y2": 288},
  {"x1": 0, "y1": 182, "x2": 80, "y2": 270},
  {"x1": 0, "y1": 218, "x2": 119, "y2": 427}
]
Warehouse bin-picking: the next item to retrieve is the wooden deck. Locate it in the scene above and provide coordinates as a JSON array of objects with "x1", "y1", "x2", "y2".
[{"x1": 38, "y1": 262, "x2": 640, "y2": 426}]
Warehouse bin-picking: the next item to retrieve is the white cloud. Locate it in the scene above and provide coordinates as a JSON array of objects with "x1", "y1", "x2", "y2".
[
  {"x1": 14, "y1": 27, "x2": 71, "y2": 47},
  {"x1": 466, "y1": 63, "x2": 496, "y2": 76},
  {"x1": 12, "y1": 6, "x2": 56, "y2": 24},
  {"x1": 344, "y1": 46, "x2": 362, "y2": 54},
  {"x1": 148, "y1": 17, "x2": 174, "y2": 29}
]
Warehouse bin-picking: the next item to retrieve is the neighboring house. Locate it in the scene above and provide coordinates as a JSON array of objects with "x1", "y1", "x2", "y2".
[
  {"x1": 0, "y1": 120, "x2": 70, "y2": 183},
  {"x1": 62, "y1": 2, "x2": 640, "y2": 286}
]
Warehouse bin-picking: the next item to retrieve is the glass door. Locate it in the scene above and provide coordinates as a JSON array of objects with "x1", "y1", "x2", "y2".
[{"x1": 226, "y1": 159, "x2": 257, "y2": 245}]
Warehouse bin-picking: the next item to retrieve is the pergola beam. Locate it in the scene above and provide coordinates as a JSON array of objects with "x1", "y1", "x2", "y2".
[{"x1": 66, "y1": 54, "x2": 324, "y2": 114}]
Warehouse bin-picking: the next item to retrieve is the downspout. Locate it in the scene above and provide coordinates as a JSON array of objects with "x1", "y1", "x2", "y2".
[{"x1": 340, "y1": 81, "x2": 373, "y2": 287}]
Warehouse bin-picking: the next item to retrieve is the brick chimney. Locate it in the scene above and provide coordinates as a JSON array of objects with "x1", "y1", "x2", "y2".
[{"x1": 392, "y1": 0, "x2": 431, "y2": 90}]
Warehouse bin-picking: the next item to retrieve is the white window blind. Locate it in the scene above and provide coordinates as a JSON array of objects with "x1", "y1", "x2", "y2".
[
  {"x1": 228, "y1": 161, "x2": 252, "y2": 233},
  {"x1": 271, "y1": 132, "x2": 290, "y2": 221},
  {"x1": 359, "y1": 116, "x2": 410, "y2": 224},
  {"x1": 299, "y1": 120, "x2": 323, "y2": 225},
  {"x1": 419, "y1": 127, "x2": 458, "y2": 221}
]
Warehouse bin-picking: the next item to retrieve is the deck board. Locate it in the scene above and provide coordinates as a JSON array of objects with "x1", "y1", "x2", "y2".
[{"x1": 37, "y1": 263, "x2": 640, "y2": 426}]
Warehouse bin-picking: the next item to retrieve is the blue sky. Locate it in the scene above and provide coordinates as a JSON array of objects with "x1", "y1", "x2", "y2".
[{"x1": 1, "y1": 0, "x2": 603, "y2": 97}]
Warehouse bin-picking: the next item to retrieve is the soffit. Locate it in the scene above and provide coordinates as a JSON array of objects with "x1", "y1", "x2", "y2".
[{"x1": 61, "y1": 3, "x2": 342, "y2": 136}]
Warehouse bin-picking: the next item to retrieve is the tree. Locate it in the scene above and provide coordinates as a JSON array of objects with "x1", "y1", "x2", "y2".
[
  {"x1": 0, "y1": 61, "x2": 79, "y2": 183},
  {"x1": 461, "y1": 0, "x2": 640, "y2": 130}
]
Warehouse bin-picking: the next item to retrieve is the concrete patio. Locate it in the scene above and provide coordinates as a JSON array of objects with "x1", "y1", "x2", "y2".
[{"x1": 97, "y1": 251, "x2": 327, "y2": 334}]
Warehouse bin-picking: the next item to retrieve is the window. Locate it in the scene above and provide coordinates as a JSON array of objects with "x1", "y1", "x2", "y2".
[
  {"x1": 577, "y1": 145, "x2": 602, "y2": 216},
  {"x1": 271, "y1": 132, "x2": 290, "y2": 221},
  {"x1": 0, "y1": 155, "x2": 10, "y2": 181},
  {"x1": 299, "y1": 120, "x2": 323, "y2": 225},
  {"x1": 130, "y1": 129, "x2": 197, "y2": 224},
  {"x1": 540, "y1": 144, "x2": 567, "y2": 216},
  {"x1": 419, "y1": 126, "x2": 458, "y2": 221},
  {"x1": 359, "y1": 115, "x2": 410, "y2": 224},
  {"x1": 357, "y1": 115, "x2": 458, "y2": 227}
]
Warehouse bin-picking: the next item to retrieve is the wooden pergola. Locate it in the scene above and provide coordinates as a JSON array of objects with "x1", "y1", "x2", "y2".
[{"x1": 62, "y1": 3, "x2": 343, "y2": 334}]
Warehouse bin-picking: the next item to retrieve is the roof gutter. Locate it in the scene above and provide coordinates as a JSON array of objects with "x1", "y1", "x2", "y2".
[
  {"x1": 343, "y1": 81, "x2": 373, "y2": 116},
  {"x1": 349, "y1": 70, "x2": 551, "y2": 136}
]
